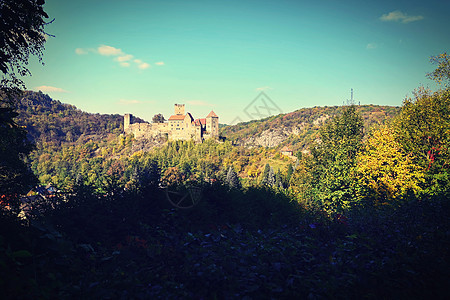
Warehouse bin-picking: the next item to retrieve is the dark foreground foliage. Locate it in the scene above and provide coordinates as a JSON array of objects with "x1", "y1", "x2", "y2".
[{"x1": 1, "y1": 185, "x2": 449, "y2": 299}]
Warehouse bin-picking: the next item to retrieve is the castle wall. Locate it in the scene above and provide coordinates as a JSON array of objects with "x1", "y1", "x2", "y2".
[{"x1": 124, "y1": 105, "x2": 219, "y2": 142}]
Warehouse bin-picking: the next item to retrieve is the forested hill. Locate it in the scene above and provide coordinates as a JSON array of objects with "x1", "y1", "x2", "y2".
[
  {"x1": 12, "y1": 91, "x2": 400, "y2": 153},
  {"x1": 12, "y1": 91, "x2": 144, "y2": 145},
  {"x1": 220, "y1": 105, "x2": 401, "y2": 152}
]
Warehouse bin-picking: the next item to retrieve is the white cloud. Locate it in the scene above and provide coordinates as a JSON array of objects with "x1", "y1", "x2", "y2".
[
  {"x1": 35, "y1": 85, "x2": 68, "y2": 93},
  {"x1": 98, "y1": 45, "x2": 123, "y2": 56},
  {"x1": 366, "y1": 43, "x2": 377, "y2": 49},
  {"x1": 116, "y1": 54, "x2": 133, "y2": 62},
  {"x1": 133, "y1": 59, "x2": 151, "y2": 69},
  {"x1": 187, "y1": 100, "x2": 213, "y2": 107},
  {"x1": 255, "y1": 86, "x2": 273, "y2": 91},
  {"x1": 380, "y1": 11, "x2": 424, "y2": 24},
  {"x1": 75, "y1": 48, "x2": 88, "y2": 55},
  {"x1": 77, "y1": 45, "x2": 154, "y2": 71},
  {"x1": 138, "y1": 62, "x2": 150, "y2": 70},
  {"x1": 155, "y1": 61, "x2": 165, "y2": 66}
]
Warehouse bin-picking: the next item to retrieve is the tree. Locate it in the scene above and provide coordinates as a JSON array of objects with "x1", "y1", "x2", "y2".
[
  {"x1": 152, "y1": 113, "x2": 165, "y2": 123},
  {"x1": 0, "y1": 105, "x2": 37, "y2": 196},
  {"x1": 394, "y1": 87, "x2": 450, "y2": 195},
  {"x1": 267, "y1": 167, "x2": 275, "y2": 187},
  {"x1": 0, "y1": 0, "x2": 51, "y2": 90},
  {"x1": 226, "y1": 166, "x2": 241, "y2": 189},
  {"x1": 275, "y1": 169, "x2": 283, "y2": 188},
  {"x1": 356, "y1": 125, "x2": 424, "y2": 204},
  {"x1": 285, "y1": 163, "x2": 294, "y2": 185},
  {"x1": 0, "y1": 0, "x2": 50, "y2": 199},
  {"x1": 261, "y1": 163, "x2": 270, "y2": 186},
  {"x1": 309, "y1": 105, "x2": 364, "y2": 211},
  {"x1": 427, "y1": 52, "x2": 450, "y2": 87}
]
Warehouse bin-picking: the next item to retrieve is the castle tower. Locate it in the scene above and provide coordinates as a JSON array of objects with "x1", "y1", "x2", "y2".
[
  {"x1": 206, "y1": 110, "x2": 219, "y2": 137},
  {"x1": 174, "y1": 104, "x2": 185, "y2": 115},
  {"x1": 124, "y1": 113, "x2": 132, "y2": 132}
]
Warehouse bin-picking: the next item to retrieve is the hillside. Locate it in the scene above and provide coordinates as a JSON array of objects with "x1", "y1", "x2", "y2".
[
  {"x1": 13, "y1": 91, "x2": 145, "y2": 145},
  {"x1": 13, "y1": 92, "x2": 400, "y2": 155},
  {"x1": 220, "y1": 105, "x2": 401, "y2": 153}
]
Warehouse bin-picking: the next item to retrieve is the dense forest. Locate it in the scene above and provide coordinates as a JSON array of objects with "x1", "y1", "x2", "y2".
[
  {"x1": 1, "y1": 14, "x2": 450, "y2": 296},
  {"x1": 11, "y1": 90, "x2": 401, "y2": 193}
]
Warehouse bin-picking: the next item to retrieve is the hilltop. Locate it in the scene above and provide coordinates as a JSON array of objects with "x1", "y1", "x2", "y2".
[
  {"x1": 221, "y1": 105, "x2": 401, "y2": 153},
  {"x1": 13, "y1": 91, "x2": 146, "y2": 145}
]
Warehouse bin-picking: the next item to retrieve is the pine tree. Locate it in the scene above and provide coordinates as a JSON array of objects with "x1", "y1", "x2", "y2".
[
  {"x1": 261, "y1": 163, "x2": 270, "y2": 186},
  {"x1": 268, "y1": 167, "x2": 275, "y2": 187},
  {"x1": 226, "y1": 166, "x2": 241, "y2": 189},
  {"x1": 275, "y1": 169, "x2": 283, "y2": 189},
  {"x1": 286, "y1": 163, "x2": 294, "y2": 185}
]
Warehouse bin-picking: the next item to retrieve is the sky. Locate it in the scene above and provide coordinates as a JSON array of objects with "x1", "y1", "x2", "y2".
[{"x1": 23, "y1": 0, "x2": 450, "y2": 124}]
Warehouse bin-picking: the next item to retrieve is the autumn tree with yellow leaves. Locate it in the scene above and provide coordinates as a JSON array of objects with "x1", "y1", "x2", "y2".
[{"x1": 355, "y1": 125, "x2": 424, "y2": 204}]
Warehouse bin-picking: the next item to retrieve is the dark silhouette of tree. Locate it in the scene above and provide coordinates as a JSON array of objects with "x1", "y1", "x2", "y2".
[
  {"x1": 0, "y1": 104, "x2": 37, "y2": 196},
  {"x1": 152, "y1": 113, "x2": 165, "y2": 123},
  {"x1": 0, "y1": 0, "x2": 51, "y2": 90},
  {"x1": 0, "y1": 0, "x2": 50, "y2": 198}
]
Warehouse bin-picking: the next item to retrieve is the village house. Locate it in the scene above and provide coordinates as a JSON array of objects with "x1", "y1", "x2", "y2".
[
  {"x1": 280, "y1": 147, "x2": 294, "y2": 156},
  {"x1": 124, "y1": 104, "x2": 219, "y2": 142}
]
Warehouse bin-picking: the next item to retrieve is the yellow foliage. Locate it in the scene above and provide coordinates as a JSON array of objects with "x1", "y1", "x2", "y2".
[{"x1": 356, "y1": 125, "x2": 424, "y2": 202}]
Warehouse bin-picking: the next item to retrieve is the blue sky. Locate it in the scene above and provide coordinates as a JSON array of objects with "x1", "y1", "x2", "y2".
[{"x1": 24, "y1": 0, "x2": 450, "y2": 124}]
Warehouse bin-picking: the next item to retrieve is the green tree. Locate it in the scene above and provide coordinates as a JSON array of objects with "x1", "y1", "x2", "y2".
[
  {"x1": 261, "y1": 163, "x2": 270, "y2": 186},
  {"x1": 267, "y1": 166, "x2": 275, "y2": 187},
  {"x1": 285, "y1": 163, "x2": 294, "y2": 186},
  {"x1": 394, "y1": 88, "x2": 450, "y2": 195},
  {"x1": 309, "y1": 105, "x2": 364, "y2": 212},
  {"x1": 152, "y1": 113, "x2": 165, "y2": 123},
  {"x1": 427, "y1": 52, "x2": 450, "y2": 87},
  {"x1": 226, "y1": 166, "x2": 241, "y2": 189}
]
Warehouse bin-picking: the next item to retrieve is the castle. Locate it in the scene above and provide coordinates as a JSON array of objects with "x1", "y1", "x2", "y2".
[{"x1": 124, "y1": 104, "x2": 219, "y2": 142}]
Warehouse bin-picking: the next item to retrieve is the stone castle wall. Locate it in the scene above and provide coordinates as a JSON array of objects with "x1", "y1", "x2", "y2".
[{"x1": 124, "y1": 104, "x2": 219, "y2": 142}]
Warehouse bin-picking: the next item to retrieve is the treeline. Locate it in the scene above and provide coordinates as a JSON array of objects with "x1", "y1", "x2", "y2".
[{"x1": 29, "y1": 135, "x2": 295, "y2": 193}]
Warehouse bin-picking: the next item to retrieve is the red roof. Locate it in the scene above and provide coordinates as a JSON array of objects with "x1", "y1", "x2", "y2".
[
  {"x1": 281, "y1": 146, "x2": 293, "y2": 152},
  {"x1": 193, "y1": 118, "x2": 206, "y2": 126},
  {"x1": 206, "y1": 111, "x2": 218, "y2": 118},
  {"x1": 168, "y1": 114, "x2": 186, "y2": 121}
]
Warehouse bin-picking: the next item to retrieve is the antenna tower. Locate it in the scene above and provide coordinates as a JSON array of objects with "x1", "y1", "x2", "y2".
[{"x1": 346, "y1": 88, "x2": 355, "y2": 105}]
